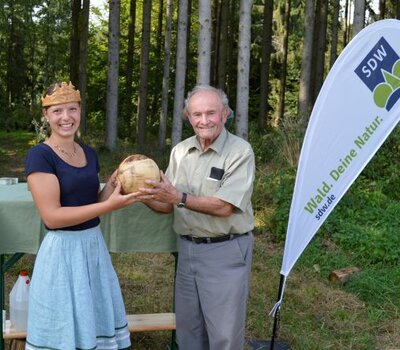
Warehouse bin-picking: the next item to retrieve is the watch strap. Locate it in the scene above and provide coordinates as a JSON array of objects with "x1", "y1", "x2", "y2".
[{"x1": 177, "y1": 192, "x2": 187, "y2": 208}]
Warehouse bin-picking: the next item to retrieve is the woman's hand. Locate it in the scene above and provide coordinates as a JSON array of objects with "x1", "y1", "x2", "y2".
[
  {"x1": 98, "y1": 169, "x2": 119, "y2": 202},
  {"x1": 105, "y1": 181, "x2": 142, "y2": 210}
]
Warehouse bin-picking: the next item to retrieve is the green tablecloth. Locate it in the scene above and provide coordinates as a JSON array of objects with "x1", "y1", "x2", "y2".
[{"x1": 0, "y1": 183, "x2": 177, "y2": 254}]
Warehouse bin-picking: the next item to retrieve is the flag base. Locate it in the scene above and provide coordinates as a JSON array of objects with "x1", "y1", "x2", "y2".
[{"x1": 247, "y1": 339, "x2": 291, "y2": 350}]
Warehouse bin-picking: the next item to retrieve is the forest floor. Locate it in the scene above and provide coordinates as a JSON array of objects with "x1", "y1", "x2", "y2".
[{"x1": 1, "y1": 131, "x2": 399, "y2": 350}]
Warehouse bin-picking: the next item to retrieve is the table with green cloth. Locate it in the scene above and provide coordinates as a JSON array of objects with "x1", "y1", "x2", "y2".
[{"x1": 0, "y1": 183, "x2": 177, "y2": 349}]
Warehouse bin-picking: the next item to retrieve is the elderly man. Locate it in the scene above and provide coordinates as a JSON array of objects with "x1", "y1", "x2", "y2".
[{"x1": 142, "y1": 85, "x2": 255, "y2": 350}]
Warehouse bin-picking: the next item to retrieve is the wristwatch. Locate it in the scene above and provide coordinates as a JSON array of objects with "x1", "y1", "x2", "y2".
[{"x1": 177, "y1": 192, "x2": 187, "y2": 208}]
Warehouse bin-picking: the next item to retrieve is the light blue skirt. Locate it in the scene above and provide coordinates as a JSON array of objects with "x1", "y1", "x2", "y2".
[{"x1": 25, "y1": 225, "x2": 131, "y2": 350}]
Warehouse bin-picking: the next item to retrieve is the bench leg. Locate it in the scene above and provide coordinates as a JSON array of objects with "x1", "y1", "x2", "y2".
[{"x1": 167, "y1": 329, "x2": 178, "y2": 350}]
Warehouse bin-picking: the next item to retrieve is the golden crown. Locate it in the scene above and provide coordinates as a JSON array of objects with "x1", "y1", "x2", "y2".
[{"x1": 41, "y1": 82, "x2": 81, "y2": 107}]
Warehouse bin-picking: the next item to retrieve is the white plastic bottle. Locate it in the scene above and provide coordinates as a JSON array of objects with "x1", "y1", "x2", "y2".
[{"x1": 9, "y1": 271, "x2": 30, "y2": 331}]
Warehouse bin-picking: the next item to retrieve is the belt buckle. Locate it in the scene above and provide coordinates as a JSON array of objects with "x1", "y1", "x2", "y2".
[{"x1": 192, "y1": 236, "x2": 204, "y2": 244}]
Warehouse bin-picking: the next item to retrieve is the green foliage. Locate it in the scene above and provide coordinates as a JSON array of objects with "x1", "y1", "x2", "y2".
[
  {"x1": 253, "y1": 165, "x2": 295, "y2": 241},
  {"x1": 344, "y1": 267, "x2": 400, "y2": 311},
  {"x1": 249, "y1": 117, "x2": 305, "y2": 167},
  {"x1": 0, "y1": 104, "x2": 37, "y2": 132},
  {"x1": 248, "y1": 123, "x2": 278, "y2": 164},
  {"x1": 250, "y1": 115, "x2": 308, "y2": 241},
  {"x1": 86, "y1": 110, "x2": 106, "y2": 135},
  {"x1": 359, "y1": 125, "x2": 400, "y2": 200},
  {"x1": 324, "y1": 184, "x2": 400, "y2": 265}
]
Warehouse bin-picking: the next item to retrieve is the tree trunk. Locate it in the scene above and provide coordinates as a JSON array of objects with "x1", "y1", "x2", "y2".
[
  {"x1": 309, "y1": 0, "x2": 320, "y2": 104},
  {"x1": 150, "y1": 0, "x2": 165, "y2": 123},
  {"x1": 186, "y1": 0, "x2": 193, "y2": 84},
  {"x1": 27, "y1": 3, "x2": 37, "y2": 111},
  {"x1": 70, "y1": 0, "x2": 81, "y2": 85},
  {"x1": 298, "y1": 0, "x2": 314, "y2": 121},
  {"x1": 313, "y1": 0, "x2": 328, "y2": 99},
  {"x1": 397, "y1": 0, "x2": 400, "y2": 19},
  {"x1": 352, "y1": 0, "x2": 366, "y2": 38},
  {"x1": 227, "y1": 0, "x2": 238, "y2": 98},
  {"x1": 159, "y1": 0, "x2": 173, "y2": 151},
  {"x1": 258, "y1": 0, "x2": 273, "y2": 130},
  {"x1": 42, "y1": 5, "x2": 51, "y2": 86},
  {"x1": 197, "y1": 0, "x2": 212, "y2": 85},
  {"x1": 136, "y1": 0, "x2": 152, "y2": 148},
  {"x1": 124, "y1": 0, "x2": 137, "y2": 134},
  {"x1": 105, "y1": 0, "x2": 120, "y2": 151},
  {"x1": 235, "y1": 0, "x2": 254, "y2": 140},
  {"x1": 275, "y1": 0, "x2": 290, "y2": 127},
  {"x1": 329, "y1": 0, "x2": 340, "y2": 68},
  {"x1": 343, "y1": 0, "x2": 350, "y2": 47},
  {"x1": 211, "y1": 0, "x2": 220, "y2": 86},
  {"x1": 79, "y1": 0, "x2": 90, "y2": 135},
  {"x1": 154, "y1": 0, "x2": 164, "y2": 65},
  {"x1": 6, "y1": 2, "x2": 15, "y2": 104},
  {"x1": 217, "y1": 0, "x2": 229, "y2": 90},
  {"x1": 171, "y1": 0, "x2": 189, "y2": 147},
  {"x1": 379, "y1": 0, "x2": 386, "y2": 19}
]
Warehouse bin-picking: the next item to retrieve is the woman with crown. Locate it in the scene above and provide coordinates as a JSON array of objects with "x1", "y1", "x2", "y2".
[{"x1": 24, "y1": 82, "x2": 138, "y2": 350}]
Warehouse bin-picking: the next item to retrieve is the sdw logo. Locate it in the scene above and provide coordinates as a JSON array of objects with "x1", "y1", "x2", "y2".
[{"x1": 355, "y1": 37, "x2": 400, "y2": 111}]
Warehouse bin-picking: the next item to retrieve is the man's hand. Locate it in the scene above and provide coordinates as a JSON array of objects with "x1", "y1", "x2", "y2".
[{"x1": 139, "y1": 171, "x2": 181, "y2": 205}]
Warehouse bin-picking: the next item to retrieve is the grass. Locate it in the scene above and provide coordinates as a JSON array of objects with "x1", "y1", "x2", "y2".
[{"x1": 1, "y1": 131, "x2": 400, "y2": 349}]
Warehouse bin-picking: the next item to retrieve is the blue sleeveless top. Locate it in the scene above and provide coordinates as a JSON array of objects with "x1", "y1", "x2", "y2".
[{"x1": 25, "y1": 143, "x2": 101, "y2": 231}]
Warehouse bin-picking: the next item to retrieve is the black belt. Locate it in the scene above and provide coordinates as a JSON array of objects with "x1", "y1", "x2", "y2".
[{"x1": 181, "y1": 232, "x2": 248, "y2": 244}]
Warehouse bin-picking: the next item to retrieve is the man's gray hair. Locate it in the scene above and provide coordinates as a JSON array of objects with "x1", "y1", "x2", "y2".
[{"x1": 183, "y1": 85, "x2": 231, "y2": 117}]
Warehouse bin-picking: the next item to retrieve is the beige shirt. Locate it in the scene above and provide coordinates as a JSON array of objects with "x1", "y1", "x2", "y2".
[{"x1": 165, "y1": 128, "x2": 255, "y2": 237}]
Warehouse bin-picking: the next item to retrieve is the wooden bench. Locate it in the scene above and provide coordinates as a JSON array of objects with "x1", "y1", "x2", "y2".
[
  {"x1": 3, "y1": 312, "x2": 176, "y2": 339},
  {"x1": 127, "y1": 313, "x2": 176, "y2": 332}
]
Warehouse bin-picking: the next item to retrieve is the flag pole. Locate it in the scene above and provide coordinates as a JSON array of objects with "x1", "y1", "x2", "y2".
[{"x1": 269, "y1": 274, "x2": 285, "y2": 350}]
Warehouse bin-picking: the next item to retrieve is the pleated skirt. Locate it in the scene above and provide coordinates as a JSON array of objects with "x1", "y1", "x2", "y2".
[{"x1": 25, "y1": 225, "x2": 131, "y2": 350}]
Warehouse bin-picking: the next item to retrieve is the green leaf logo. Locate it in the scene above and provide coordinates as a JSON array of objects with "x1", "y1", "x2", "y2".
[{"x1": 373, "y1": 60, "x2": 400, "y2": 108}]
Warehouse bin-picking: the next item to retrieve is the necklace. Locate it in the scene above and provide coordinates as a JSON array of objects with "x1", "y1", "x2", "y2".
[{"x1": 53, "y1": 143, "x2": 77, "y2": 158}]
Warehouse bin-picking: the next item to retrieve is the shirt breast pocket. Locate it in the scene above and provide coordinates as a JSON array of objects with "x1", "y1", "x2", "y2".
[{"x1": 203, "y1": 177, "x2": 222, "y2": 196}]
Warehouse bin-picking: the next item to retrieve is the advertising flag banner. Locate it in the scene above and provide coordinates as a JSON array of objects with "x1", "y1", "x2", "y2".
[{"x1": 280, "y1": 19, "x2": 400, "y2": 279}]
